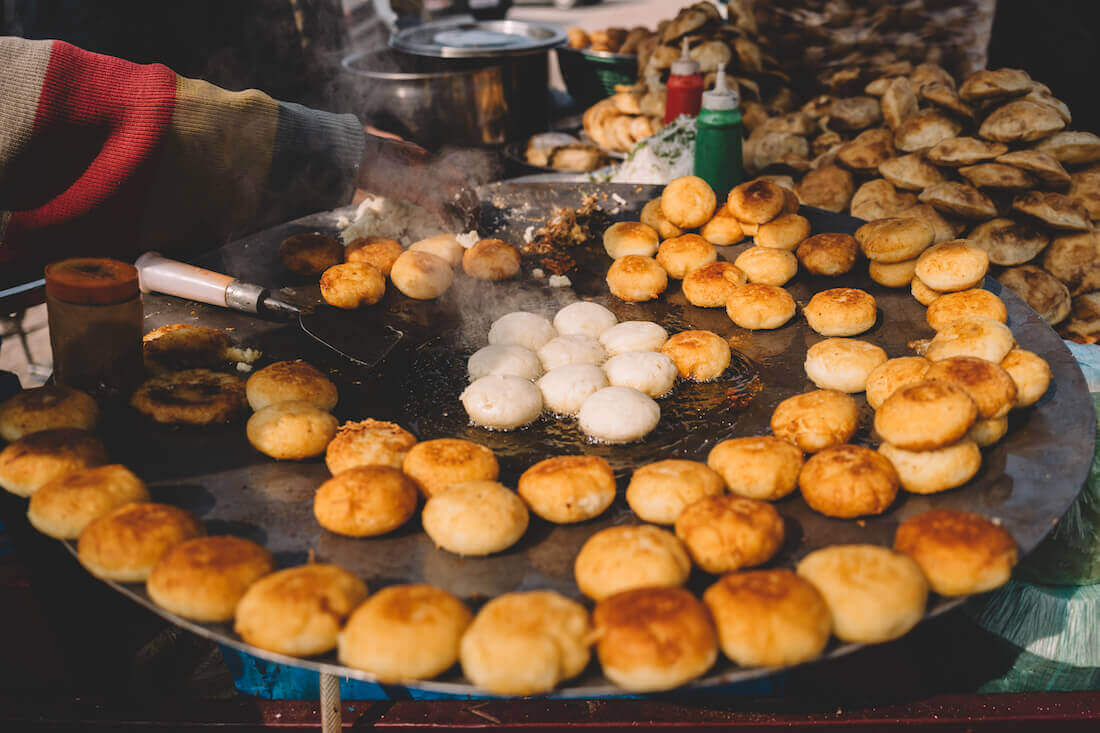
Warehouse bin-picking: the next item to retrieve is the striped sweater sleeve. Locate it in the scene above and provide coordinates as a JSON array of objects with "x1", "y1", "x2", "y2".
[{"x1": 0, "y1": 37, "x2": 364, "y2": 288}]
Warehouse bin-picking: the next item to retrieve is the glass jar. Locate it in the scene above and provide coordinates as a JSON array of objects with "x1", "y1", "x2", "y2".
[{"x1": 45, "y1": 258, "x2": 145, "y2": 400}]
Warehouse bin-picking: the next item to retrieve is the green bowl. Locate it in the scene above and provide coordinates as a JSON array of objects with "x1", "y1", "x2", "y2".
[{"x1": 556, "y1": 46, "x2": 638, "y2": 108}]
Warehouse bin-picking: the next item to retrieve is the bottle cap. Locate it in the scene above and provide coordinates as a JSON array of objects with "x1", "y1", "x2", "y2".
[
  {"x1": 670, "y1": 38, "x2": 700, "y2": 77},
  {"x1": 702, "y1": 62, "x2": 739, "y2": 111},
  {"x1": 45, "y1": 258, "x2": 139, "y2": 304}
]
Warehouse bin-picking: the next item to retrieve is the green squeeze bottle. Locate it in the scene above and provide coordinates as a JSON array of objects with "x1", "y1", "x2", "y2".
[{"x1": 693, "y1": 63, "x2": 742, "y2": 199}]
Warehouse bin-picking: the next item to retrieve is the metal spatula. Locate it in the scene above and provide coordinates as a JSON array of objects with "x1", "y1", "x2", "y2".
[{"x1": 135, "y1": 253, "x2": 403, "y2": 369}]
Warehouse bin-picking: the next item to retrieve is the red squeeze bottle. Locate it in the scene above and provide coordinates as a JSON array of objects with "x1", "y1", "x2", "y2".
[{"x1": 664, "y1": 38, "x2": 703, "y2": 124}]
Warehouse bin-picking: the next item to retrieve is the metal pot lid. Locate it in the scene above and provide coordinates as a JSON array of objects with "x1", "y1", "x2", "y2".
[{"x1": 391, "y1": 18, "x2": 566, "y2": 59}]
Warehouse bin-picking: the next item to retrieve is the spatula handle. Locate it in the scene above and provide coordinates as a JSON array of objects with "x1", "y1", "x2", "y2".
[{"x1": 135, "y1": 252, "x2": 265, "y2": 313}]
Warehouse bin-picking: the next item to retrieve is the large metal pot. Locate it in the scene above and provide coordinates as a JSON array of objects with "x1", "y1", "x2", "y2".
[{"x1": 342, "y1": 19, "x2": 565, "y2": 149}]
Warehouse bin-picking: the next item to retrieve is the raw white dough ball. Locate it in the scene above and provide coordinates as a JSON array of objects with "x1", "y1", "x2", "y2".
[
  {"x1": 553, "y1": 302, "x2": 618, "y2": 339},
  {"x1": 537, "y1": 365, "x2": 609, "y2": 416},
  {"x1": 599, "y1": 321, "x2": 669, "y2": 357},
  {"x1": 578, "y1": 386, "x2": 660, "y2": 444},
  {"x1": 460, "y1": 376, "x2": 543, "y2": 430},
  {"x1": 603, "y1": 351, "x2": 677, "y2": 398},
  {"x1": 467, "y1": 345, "x2": 542, "y2": 382},
  {"x1": 538, "y1": 334, "x2": 606, "y2": 371},
  {"x1": 488, "y1": 312, "x2": 557, "y2": 352}
]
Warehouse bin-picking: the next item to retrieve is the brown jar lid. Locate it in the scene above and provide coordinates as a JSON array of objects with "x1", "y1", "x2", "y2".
[{"x1": 45, "y1": 258, "x2": 139, "y2": 304}]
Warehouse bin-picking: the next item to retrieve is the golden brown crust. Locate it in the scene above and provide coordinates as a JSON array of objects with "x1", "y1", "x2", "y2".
[
  {"x1": 246, "y1": 360, "x2": 338, "y2": 412},
  {"x1": 894, "y1": 509, "x2": 1017, "y2": 596},
  {"x1": 320, "y1": 262, "x2": 386, "y2": 309},
  {"x1": 146, "y1": 536, "x2": 274, "y2": 622},
  {"x1": 725, "y1": 283, "x2": 797, "y2": 330},
  {"x1": 734, "y1": 246, "x2": 798, "y2": 286},
  {"x1": 755, "y1": 213, "x2": 811, "y2": 251},
  {"x1": 660, "y1": 330, "x2": 731, "y2": 382},
  {"x1": 804, "y1": 338, "x2": 888, "y2": 393},
  {"x1": 604, "y1": 221, "x2": 660, "y2": 259},
  {"x1": 926, "y1": 289, "x2": 1007, "y2": 331},
  {"x1": 518, "y1": 455, "x2": 615, "y2": 523},
  {"x1": 422, "y1": 480, "x2": 528, "y2": 556},
  {"x1": 593, "y1": 586, "x2": 718, "y2": 692},
  {"x1": 409, "y1": 234, "x2": 465, "y2": 269},
  {"x1": 804, "y1": 288, "x2": 877, "y2": 337},
  {"x1": 626, "y1": 459, "x2": 726, "y2": 525},
  {"x1": 911, "y1": 276, "x2": 943, "y2": 306},
  {"x1": 874, "y1": 380, "x2": 978, "y2": 450},
  {"x1": 855, "y1": 217, "x2": 935, "y2": 263},
  {"x1": 925, "y1": 316, "x2": 1015, "y2": 363},
  {"x1": 914, "y1": 241, "x2": 990, "y2": 293},
  {"x1": 142, "y1": 324, "x2": 231, "y2": 371},
  {"x1": 574, "y1": 524, "x2": 691, "y2": 601},
  {"x1": 865, "y1": 357, "x2": 931, "y2": 410},
  {"x1": 879, "y1": 439, "x2": 983, "y2": 494},
  {"x1": 27, "y1": 464, "x2": 150, "y2": 539},
  {"x1": 314, "y1": 466, "x2": 418, "y2": 537},
  {"x1": 707, "y1": 436, "x2": 803, "y2": 501},
  {"x1": 641, "y1": 198, "x2": 685, "y2": 240},
  {"x1": 798, "y1": 445, "x2": 899, "y2": 518},
  {"x1": 131, "y1": 369, "x2": 245, "y2": 425},
  {"x1": 796, "y1": 233, "x2": 858, "y2": 276},
  {"x1": 682, "y1": 262, "x2": 746, "y2": 308},
  {"x1": 699, "y1": 209, "x2": 745, "y2": 246},
  {"x1": 656, "y1": 234, "x2": 717, "y2": 279},
  {"x1": 325, "y1": 419, "x2": 417, "y2": 474},
  {"x1": 770, "y1": 390, "x2": 860, "y2": 453},
  {"x1": 606, "y1": 255, "x2": 668, "y2": 302},
  {"x1": 390, "y1": 250, "x2": 454, "y2": 300},
  {"x1": 869, "y1": 258, "x2": 918, "y2": 288},
  {"x1": 925, "y1": 356, "x2": 1018, "y2": 419},
  {"x1": 246, "y1": 402, "x2": 338, "y2": 460},
  {"x1": 0, "y1": 385, "x2": 99, "y2": 442},
  {"x1": 703, "y1": 569, "x2": 831, "y2": 668},
  {"x1": 77, "y1": 502, "x2": 205, "y2": 582},
  {"x1": 728, "y1": 180, "x2": 786, "y2": 224},
  {"x1": 1000, "y1": 348, "x2": 1052, "y2": 408},
  {"x1": 402, "y1": 438, "x2": 498, "y2": 498},
  {"x1": 463, "y1": 239, "x2": 521, "y2": 281},
  {"x1": 662, "y1": 176, "x2": 718, "y2": 228},
  {"x1": 279, "y1": 233, "x2": 343, "y2": 277},
  {"x1": 234, "y1": 564, "x2": 368, "y2": 656},
  {"x1": 0, "y1": 428, "x2": 106, "y2": 498},
  {"x1": 674, "y1": 495, "x2": 784, "y2": 573},
  {"x1": 346, "y1": 236, "x2": 403, "y2": 276}
]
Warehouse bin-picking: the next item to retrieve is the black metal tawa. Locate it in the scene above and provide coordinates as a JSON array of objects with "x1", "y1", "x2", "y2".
[{"x1": 63, "y1": 182, "x2": 1095, "y2": 697}]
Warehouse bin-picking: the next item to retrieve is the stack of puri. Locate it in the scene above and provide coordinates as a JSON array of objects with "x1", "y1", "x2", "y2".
[{"x1": 581, "y1": 2, "x2": 795, "y2": 153}]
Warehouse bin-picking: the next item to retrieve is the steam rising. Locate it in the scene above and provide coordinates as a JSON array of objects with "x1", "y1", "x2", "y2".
[{"x1": 441, "y1": 275, "x2": 579, "y2": 351}]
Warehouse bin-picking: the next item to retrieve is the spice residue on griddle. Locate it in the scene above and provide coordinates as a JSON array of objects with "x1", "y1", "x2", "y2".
[{"x1": 522, "y1": 194, "x2": 609, "y2": 275}]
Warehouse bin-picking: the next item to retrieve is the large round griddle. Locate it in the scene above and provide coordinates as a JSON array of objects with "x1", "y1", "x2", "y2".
[{"x1": 63, "y1": 182, "x2": 1094, "y2": 697}]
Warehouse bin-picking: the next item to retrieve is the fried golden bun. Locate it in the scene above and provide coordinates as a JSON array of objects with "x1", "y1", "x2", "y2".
[
  {"x1": 518, "y1": 455, "x2": 616, "y2": 524},
  {"x1": 734, "y1": 246, "x2": 798, "y2": 286},
  {"x1": 725, "y1": 283, "x2": 797, "y2": 330},
  {"x1": 246, "y1": 360, "x2": 338, "y2": 412},
  {"x1": 325, "y1": 419, "x2": 417, "y2": 474},
  {"x1": 460, "y1": 591, "x2": 591, "y2": 695},
  {"x1": 925, "y1": 356, "x2": 1017, "y2": 419},
  {"x1": 869, "y1": 258, "x2": 918, "y2": 288},
  {"x1": 574, "y1": 524, "x2": 691, "y2": 601},
  {"x1": 770, "y1": 390, "x2": 860, "y2": 453},
  {"x1": 593, "y1": 586, "x2": 717, "y2": 692},
  {"x1": 914, "y1": 240, "x2": 990, "y2": 292},
  {"x1": 707, "y1": 436, "x2": 803, "y2": 501},
  {"x1": 968, "y1": 416, "x2": 1009, "y2": 447},
  {"x1": 131, "y1": 369, "x2": 245, "y2": 425},
  {"x1": 626, "y1": 459, "x2": 726, "y2": 525},
  {"x1": 797, "y1": 545, "x2": 928, "y2": 643},
  {"x1": 925, "y1": 289, "x2": 1007, "y2": 331},
  {"x1": 422, "y1": 480, "x2": 528, "y2": 556},
  {"x1": 339, "y1": 584, "x2": 471, "y2": 682},
  {"x1": 314, "y1": 466, "x2": 418, "y2": 537},
  {"x1": 390, "y1": 250, "x2": 454, "y2": 299},
  {"x1": 246, "y1": 401, "x2": 338, "y2": 460},
  {"x1": 855, "y1": 217, "x2": 935, "y2": 263},
  {"x1": 878, "y1": 439, "x2": 982, "y2": 494},
  {"x1": 660, "y1": 330, "x2": 731, "y2": 382},
  {"x1": 1000, "y1": 348, "x2": 1052, "y2": 407},
  {"x1": 0, "y1": 428, "x2": 106, "y2": 498},
  {"x1": 606, "y1": 255, "x2": 669, "y2": 302},
  {"x1": 234, "y1": 564, "x2": 368, "y2": 656},
  {"x1": 146, "y1": 536, "x2": 274, "y2": 623},
  {"x1": 798, "y1": 445, "x2": 899, "y2": 518},
  {"x1": 703, "y1": 569, "x2": 831, "y2": 667},
  {"x1": 27, "y1": 464, "x2": 149, "y2": 539},
  {"x1": 603, "y1": 221, "x2": 660, "y2": 259},
  {"x1": 662, "y1": 176, "x2": 718, "y2": 228},
  {"x1": 925, "y1": 316, "x2": 1015, "y2": 363},
  {"x1": 641, "y1": 198, "x2": 685, "y2": 240},
  {"x1": 0, "y1": 385, "x2": 98, "y2": 442},
  {"x1": 77, "y1": 502, "x2": 204, "y2": 582},
  {"x1": 911, "y1": 276, "x2": 944, "y2": 306},
  {"x1": 675, "y1": 495, "x2": 784, "y2": 574},
  {"x1": 700, "y1": 208, "x2": 745, "y2": 246},
  {"x1": 804, "y1": 288, "x2": 877, "y2": 337},
  {"x1": 894, "y1": 509, "x2": 1017, "y2": 596},
  {"x1": 320, "y1": 262, "x2": 385, "y2": 309},
  {"x1": 279, "y1": 232, "x2": 342, "y2": 277},
  {"x1": 874, "y1": 380, "x2": 977, "y2": 450},
  {"x1": 657, "y1": 234, "x2": 718, "y2": 279},
  {"x1": 796, "y1": 233, "x2": 859, "y2": 276},
  {"x1": 682, "y1": 262, "x2": 747, "y2": 307},
  {"x1": 346, "y1": 236, "x2": 403, "y2": 276},
  {"x1": 409, "y1": 234, "x2": 464, "y2": 268},
  {"x1": 865, "y1": 356, "x2": 932, "y2": 410},
  {"x1": 728, "y1": 180, "x2": 786, "y2": 224},
  {"x1": 804, "y1": 338, "x2": 888, "y2": 393},
  {"x1": 756, "y1": 214, "x2": 811, "y2": 251},
  {"x1": 402, "y1": 438, "x2": 498, "y2": 498},
  {"x1": 142, "y1": 323, "x2": 230, "y2": 371},
  {"x1": 463, "y1": 239, "x2": 521, "y2": 281}
]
